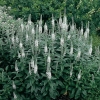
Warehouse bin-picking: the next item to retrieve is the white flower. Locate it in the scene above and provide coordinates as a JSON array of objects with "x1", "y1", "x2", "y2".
[
  {"x1": 71, "y1": 24, "x2": 74, "y2": 31},
  {"x1": 19, "y1": 42, "x2": 23, "y2": 48},
  {"x1": 26, "y1": 24, "x2": 29, "y2": 31},
  {"x1": 28, "y1": 20, "x2": 32, "y2": 25},
  {"x1": 28, "y1": 14, "x2": 32, "y2": 25},
  {"x1": 52, "y1": 17, "x2": 55, "y2": 27},
  {"x1": 67, "y1": 34, "x2": 71, "y2": 40},
  {"x1": 44, "y1": 23, "x2": 48, "y2": 32},
  {"x1": 59, "y1": 17, "x2": 62, "y2": 27},
  {"x1": 80, "y1": 28, "x2": 83, "y2": 35},
  {"x1": 39, "y1": 15, "x2": 42, "y2": 26},
  {"x1": 76, "y1": 48, "x2": 81, "y2": 59},
  {"x1": 13, "y1": 92, "x2": 17, "y2": 99},
  {"x1": 11, "y1": 36, "x2": 14, "y2": 44},
  {"x1": 26, "y1": 34, "x2": 29, "y2": 41},
  {"x1": 35, "y1": 39, "x2": 39, "y2": 48},
  {"x1": 77, "y1": 70, "x2": 81, "y2": 80},
  {"x1": 21, "y1": 49, "x2": 25, "y2": 57},
  {"x1": 70, "y1": 67, "x2": 73, "y2": 77},
  {"x1": 88, "y1": 44, "x2": 92, "y2": 56},
  {"x1": 60, "y1": 37, "x2": 64, "y2": 46},
  {"x1": 84, "y1": 31, "x2": 88, "y2": 39},
  {"x1": 15, "y1": 61, "x2": 18, "y2": 73},
  {"x1": 21, "y1": 23, "x2": 24, "y2": 32},
  {"x1": 86, "y1": 28, "x2": 89, "y2": 34},
  {"x1": 61, "y1": 23, "x2": 68, "y2": 31},
  {"x1": 32, "y1": 28, "x2": 35, "y2": 34},
  {"x1": 70, "y1": 43, "x2": 73, "y2": 55},
  {"x1": 31, "y1": 58, "x2": 34, "y2": 68},
  {"x1": 63, "y1": 14, "x2": 67, "y2": 24},
  {"x1": 39, "y1": 26, "x2": 42, "y2": 33},
  {"x1": 12, "y1": 81, "x2": 16, "y2": 90},
  {"x1": 51, "y1": 33, "x2": 55, "y2": 41},
  {"x1": 34, "y1": 63, "x2": 38, "y2": 74},
  {"x1": 46, "y1": 71, "x2": 51, "y2": 79},
  {"x1": 44, "y1": 45, "x2": 48, "y2": 53},
  {"x1": 47, "y1": 55, "x2": 51, "y2": 63}
]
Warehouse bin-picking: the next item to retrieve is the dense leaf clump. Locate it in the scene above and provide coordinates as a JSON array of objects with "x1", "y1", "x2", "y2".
[{"x1": 0, "y1": 7, "x2": 100, "y2": 100}]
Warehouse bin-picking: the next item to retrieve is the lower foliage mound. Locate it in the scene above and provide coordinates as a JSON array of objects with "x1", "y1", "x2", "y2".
[{"x1": 0, "y1": 7, "x2": 100, "y2": 100}]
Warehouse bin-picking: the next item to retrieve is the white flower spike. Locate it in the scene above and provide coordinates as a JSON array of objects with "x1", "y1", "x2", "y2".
[
  {"x1": 15, "y1": 60, "x2": 18, "y2": 73},
  {"x1": 78, "y1": 70, "x2": 82, "y2": 80},
  {"x1": 46, "y1": 71, "x2": 51, "y2": 79},
  {"x1": 13, "y1": 92, "x2": 17, "y2": 99},
  {"x1": 12, "y1": 81, "x2": 16, "y2": 90}
]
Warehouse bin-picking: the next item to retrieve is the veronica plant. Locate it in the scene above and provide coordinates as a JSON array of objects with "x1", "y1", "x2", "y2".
[{"x1": 0, "y1": 7, "x2": 100, "y2": 100}]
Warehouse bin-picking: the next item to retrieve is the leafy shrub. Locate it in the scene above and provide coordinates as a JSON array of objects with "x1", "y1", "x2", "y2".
[
  {"x1": 0, "y1": 0, "x2": 100, "y2": 34},
  {"x1": 0, "y1": 7, "x2": 100, "y2": 100}
]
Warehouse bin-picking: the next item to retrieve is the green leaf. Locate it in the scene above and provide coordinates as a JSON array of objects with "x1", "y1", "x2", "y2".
[{"x1": 75, "y1": 88, "x2": 81, "y2": 99}]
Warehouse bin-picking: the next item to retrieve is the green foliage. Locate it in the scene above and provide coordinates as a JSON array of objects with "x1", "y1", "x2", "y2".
[
  {"x1": 66, "y1": 0, "x2": 100, "y2": 32},
  {"x1": 0, "y1": 0, "x2": 100, "y2": 34},
  {"x1": 0, "y1": 6, "x2": 100, "y2": 100},
  {"x1": 92, "y1": 34, "x2": 100, "y2": 48}
]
